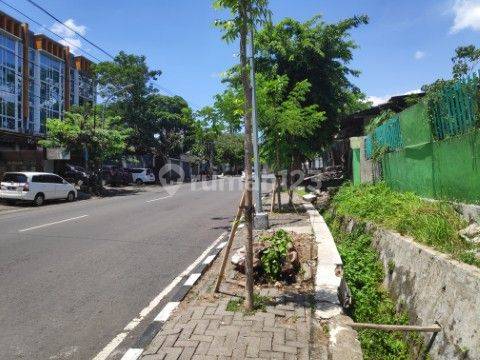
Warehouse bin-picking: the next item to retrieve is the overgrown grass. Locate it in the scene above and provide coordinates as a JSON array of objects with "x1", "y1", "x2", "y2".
[
  {"x1": 325, "y1": 212, "x2": 425, "y2": 359},
  {"x1": 331, "y1": 182, "x2": 479, "y2": 267}
]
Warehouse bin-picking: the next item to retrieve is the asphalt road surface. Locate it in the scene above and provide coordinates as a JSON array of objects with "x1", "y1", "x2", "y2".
[{"x1": 0, "y1": 178, "x2": 264, "y2": 360}]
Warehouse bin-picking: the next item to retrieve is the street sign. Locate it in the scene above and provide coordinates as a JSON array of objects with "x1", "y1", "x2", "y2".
[{"x1": 46, "y1": 148, "x2": 71, "y2": 160}]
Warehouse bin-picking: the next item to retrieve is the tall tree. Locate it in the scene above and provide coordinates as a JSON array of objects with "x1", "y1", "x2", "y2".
[
  {"x1": 93, "y1": 52, "x2": 162, "y2": 154},
  {"x1": 193, "y1": 105, "x2": 245, "y2": 173},
  {"x1": 213, "y1": 90, "x2": 243, "y2": 133},
  {"x1": 452, "y1": 45, "x2": 480, "y2": 79},
  {"x1": 214, "y1": 0, "x2": 270, "y2": 310},
  {"x1": 147, "y1": 94, "x2": 196, "y2": 168},
  {"x1": 256, "y1": 73, "x2": 325, "y2": 203},
  {"x1": 255, "y1": 15, "x2": 369, "y2": 149},
  {"x1": 94, "y1": 52, "x2": 196, "y2": 170}
]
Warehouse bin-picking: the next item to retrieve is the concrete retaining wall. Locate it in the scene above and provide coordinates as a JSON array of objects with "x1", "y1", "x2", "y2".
[{"x1": 344, "y1": 218, "x2": 480, "y2": 360}]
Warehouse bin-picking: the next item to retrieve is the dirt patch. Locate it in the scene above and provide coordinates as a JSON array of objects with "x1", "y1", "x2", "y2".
[{"x1": 229, "y1": 230, "x2": 316, "y2": 294}]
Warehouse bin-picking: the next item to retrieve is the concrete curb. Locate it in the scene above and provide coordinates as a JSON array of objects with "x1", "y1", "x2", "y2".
[
  {"x1": 119, "y1": 233, "x2": 229, "y2": 360},
  {"x1": 302, "y1": 202, "x2": 343, "y2": 319},
  {"x1": 303, "y1": 202, "x2": 363, "y2": 360}
]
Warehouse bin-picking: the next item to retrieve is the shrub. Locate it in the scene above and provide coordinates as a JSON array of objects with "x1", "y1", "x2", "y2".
[
  {"x1": 260, "y1": 229, "x2": 293, "y2": 281},
  {"x1": 327, "y1": 216, "x2": 422, "y2": 359}
]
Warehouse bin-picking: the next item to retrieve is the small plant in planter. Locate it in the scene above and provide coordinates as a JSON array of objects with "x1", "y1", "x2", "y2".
[{"x1": 260, "y1": 229, "x2": 299, "y2": 282}]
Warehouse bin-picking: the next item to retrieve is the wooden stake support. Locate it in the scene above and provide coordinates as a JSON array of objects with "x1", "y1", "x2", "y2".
[
  {"x1": 214, "y1": 190, "x2": 246, "y2": 293},
  {"x1": 270, "y1": 180, "x2": 277, "y2": 213},
  {"x1": 348, "y1": 322, "x2": 441, "y2": 360}
]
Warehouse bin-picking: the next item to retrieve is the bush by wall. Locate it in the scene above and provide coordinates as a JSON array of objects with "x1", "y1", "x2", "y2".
[
  {"x1": 331, "y1": 182, "x2": 480, "y2": 267},
  {"x1": 324, "y1": 211, "x2": 423, "y2": 359}
]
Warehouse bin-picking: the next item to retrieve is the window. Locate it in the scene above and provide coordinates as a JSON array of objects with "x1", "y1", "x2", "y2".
[
  {"x1": 2, "y1": 173, "x2": 27, "y2": 183},
  {"x1": 52, "y1": 175, "x2": 64, "y2": 184},
  {"x1": 0, "y1": 32, "x2": 21, "y2": 132},
  {"x1": 32, "y1": 175, "x2": 45, "y2": 183},
  {"x1": 78, "y1": 71, "x2": 95, "y2": 105},
  {"x1": 28, "y1": 49, "x2": 37, "y2": 132},
  {"x1": 39, "y1": 53, "x2": 64, "y2": 134}
]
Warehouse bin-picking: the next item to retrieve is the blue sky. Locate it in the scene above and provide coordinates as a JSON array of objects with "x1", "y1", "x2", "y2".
[{"x1": 5, "y1": 0, "x2": 480, "y2": 108}]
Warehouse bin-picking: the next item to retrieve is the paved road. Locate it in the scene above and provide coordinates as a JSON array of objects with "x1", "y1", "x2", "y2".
[{"x1": 0, "y1": 179, "x2": 259, "y2": 360}]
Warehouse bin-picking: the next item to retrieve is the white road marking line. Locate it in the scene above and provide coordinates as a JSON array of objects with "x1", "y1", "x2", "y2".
[
  {"x1": 146, "y1": 195, "x2": 171, "y2": 203},
  {"x1": 203, "y1": 254, "x2": 215, "y2": 265},
  {"x1": 183, "y1": 273, "x2": 201, "y2": 286},
  {"x1": 217, "y1": 241, "x2": 228, "y2": 249},
  {"x1": 18, "y1": 215, "x2": 88, "y2": 232},
  {"x1": 154, "y1": 301, "x2": 180, "y2": 322},
  {"x1": 92, "y1": 332, "x2": 129, "y2": 360},
  {"x1": 120, "y1": 348, "x2": 143, "y2": 360},
  {"x1": 92, "y1": 231, "x2": 227, "y2": 360}
]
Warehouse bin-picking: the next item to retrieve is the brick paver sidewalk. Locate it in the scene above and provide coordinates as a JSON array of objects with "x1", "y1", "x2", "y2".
[
  {"x1": 140, "y1": 194, "x2": 324, "y2": 360},
  {"x1": 142, "y1": 294, "x2": 312, "y2": 360}
]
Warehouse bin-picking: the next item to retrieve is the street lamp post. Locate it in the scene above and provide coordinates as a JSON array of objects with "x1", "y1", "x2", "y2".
[
  {"x1": 250, "y1": 26, "x2": 262, "y2": 210},
  {"x1": 249, "y1": 18, "x2": 268, "y2": 229}
]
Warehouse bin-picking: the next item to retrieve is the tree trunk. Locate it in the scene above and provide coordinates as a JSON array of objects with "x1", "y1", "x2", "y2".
[
  {"x1": 239, "y1": 0, "x2": 254, "y2": 311},
  {"x1": 275, "y1": 143, "x2": 282, "y2": 211},
  {"x1": 276, "y1": 174, "x2": 282, "y2": 210},
  {"x1": 287, "y1": 162, "x2": 293, "y2": 206}
]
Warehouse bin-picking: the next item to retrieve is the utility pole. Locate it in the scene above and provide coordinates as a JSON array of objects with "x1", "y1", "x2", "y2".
[
  {"x1": 249, "y1": 14, "x2": 262, "y2": 212},
  {"x1": 239, "y1": 0, "x2": 254, "y2": 311}
]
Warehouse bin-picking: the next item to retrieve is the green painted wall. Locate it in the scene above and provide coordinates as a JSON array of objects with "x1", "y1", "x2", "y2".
[
  {"x1": 382, "y1": 143, "x2": 435, "y2": 198},
  {"x1": 432, "y1": 131, "x2": 480, "y2": 202},
  {"x1": 381, "y1": 104, "x2": 480, "y2": 204},
  {"x1": 352, "y1": 148, "x2": 361, "y2": 186},
  {"x1": 398, "y1": 102, "x2": 431, "y2": 147}
]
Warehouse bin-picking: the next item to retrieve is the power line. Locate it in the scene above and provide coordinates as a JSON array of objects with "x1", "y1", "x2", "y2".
[
  {"x1": 0, "y1": 0, "x2": 102, "y2": 62},
  {"x1": 24, "y1": 0, "x2": 115, "y2": 59},
  {"x1": 157, "y1": 85, "x2": 176, "y2": 97},
  {"x1": 156, "y1": 83, "x2": 203, "y2": 110}
]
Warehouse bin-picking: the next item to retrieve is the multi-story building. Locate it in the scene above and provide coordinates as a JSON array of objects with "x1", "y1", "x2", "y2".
[{"x1": 0, "y1": 11, "x2": 95, "y2": 176}]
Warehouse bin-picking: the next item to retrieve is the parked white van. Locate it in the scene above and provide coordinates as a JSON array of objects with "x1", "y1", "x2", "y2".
[
  {"x1": 0, "y1": 172, "x2": 77, "y2": 206},
  {"x1": 127, "y1": 168, "x2": 156, "y2": 185}
]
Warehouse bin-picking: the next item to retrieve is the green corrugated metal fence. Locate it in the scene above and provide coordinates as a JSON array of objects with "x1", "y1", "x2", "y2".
[{"x1": 366, "y1": 75, "x2": 480, "y2": 204}]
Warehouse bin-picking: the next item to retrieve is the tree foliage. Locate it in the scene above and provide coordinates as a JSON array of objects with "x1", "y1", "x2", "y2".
[
  {"x1": 452, "y1": 45, "x2": 480, "y2": 79},
  {"x1": 213, "y1": 0, "x2": 271, "y2": 43},
  {"x1": 191, "y1": 105, "x2": 244, "y2": 171},
  {"x1": 94, "y1": 51, "x2": 196, "y2": 160},
  {"x1": 38, "y1": 109, "x2": 132, "y2": 167},
  {"x1": 256, "y1": 73, "x2": 325, "y2": 171},
  {"x1": 254, "y1": 14, "x2": 369, "y2": 150},
  {"x1": 146, "y1": 94, "x2": 196, "y2": 159},
  {"x1": 214, "y1": 133, "x2": 244, "y2": 170}
]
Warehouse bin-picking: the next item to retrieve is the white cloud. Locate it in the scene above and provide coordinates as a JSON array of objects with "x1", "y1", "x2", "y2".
[
  {"x1": 404, "y1": 89, "x2": 422, "y2": 95},
  {"x1": 366, "y1": 89, "x2": 422, "y2": 106},
  {"x1": 414, "y1": 50, "x2": 426, "y2": 60},
  {"x1": 451, "y1": 0, "x2": 480, "y2": 33},
  {"x1": 50, "y1": 19, "x2": 86, "y2": 54},
  {"x1": 366, "y1": 95, "x2": 390, "y2": 106}
]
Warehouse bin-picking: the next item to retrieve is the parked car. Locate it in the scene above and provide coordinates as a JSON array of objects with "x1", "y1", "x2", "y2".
[
  {"x1": 61, "y1": 163, "x2": 90, "y2": 186},
  {"x1": 101, "y1": 165, "x2": 132, "y2": 186},
  {"x1": 241, "y1": 171, "x2": 255, "y2": 182},
  {"x1": 127, "y1": 168, "x2": 155, "y2": 185},
  {"x1": 0, "y1": 172, "x2": 77, "y2": 206}
]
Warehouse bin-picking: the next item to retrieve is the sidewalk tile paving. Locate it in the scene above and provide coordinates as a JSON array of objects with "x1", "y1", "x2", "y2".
[{"x1": 140, "y1": 192, "x2": 326, "y2": 360}]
